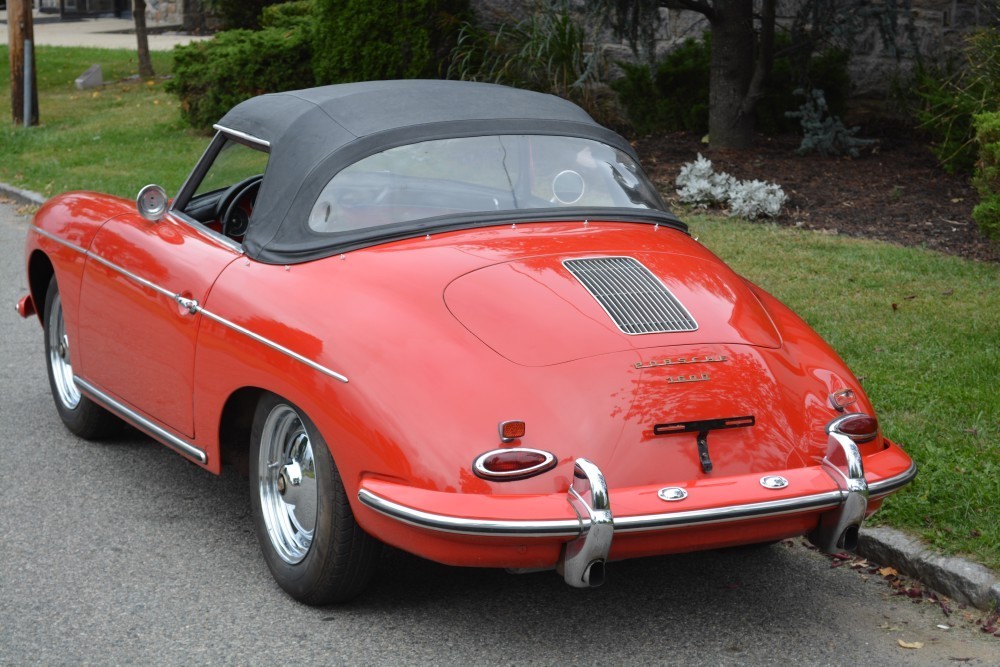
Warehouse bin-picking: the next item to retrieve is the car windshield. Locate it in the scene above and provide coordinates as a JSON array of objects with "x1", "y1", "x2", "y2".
[{"x1": 308, "y1": 135, "x2": 665, "y2": 233}]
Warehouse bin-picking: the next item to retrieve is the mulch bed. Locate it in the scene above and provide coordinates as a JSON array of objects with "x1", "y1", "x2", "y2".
[{"x1": 636, "y1": 128, "x2": 999, "y2": 263}]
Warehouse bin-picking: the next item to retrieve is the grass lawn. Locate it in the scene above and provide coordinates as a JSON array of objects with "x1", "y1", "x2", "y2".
[
  {"x1": 0, "y1": 45, "x2": 208, "y2": 198},
  {"x1": 688, "y1": 216, "x2": 999, "y2": 570},
  {"x1": 2, "y1": 46, "x2": 998, "y2": 571}
]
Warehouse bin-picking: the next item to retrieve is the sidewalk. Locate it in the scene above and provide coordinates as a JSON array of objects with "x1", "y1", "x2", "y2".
[{"x1": 0, "y1": 12, "x2": 209, "y2": 51}]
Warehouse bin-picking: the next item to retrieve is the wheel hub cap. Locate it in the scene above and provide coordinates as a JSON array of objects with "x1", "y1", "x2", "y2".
[{"x1": 257, "y1": 405, "x2": 318, "y2": 564}]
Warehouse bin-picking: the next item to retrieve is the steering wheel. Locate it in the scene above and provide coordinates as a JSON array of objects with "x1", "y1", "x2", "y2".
[{"x1": 215, "y1": 175, "x2": 263, "y2": 238}]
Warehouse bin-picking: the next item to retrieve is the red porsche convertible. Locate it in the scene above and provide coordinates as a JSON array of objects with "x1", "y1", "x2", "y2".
[{"x1": 18, "y1": 80, "x2": 915, "y2": 604}]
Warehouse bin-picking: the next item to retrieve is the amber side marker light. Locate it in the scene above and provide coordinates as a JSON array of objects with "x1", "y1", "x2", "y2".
[
  {"x1": 827, "y1": 413, "x2": 879, "y2": 444},
  {"x1": 498, "y1": 420, "x2": 526, "y2": 442},
  {"x1": 474, "y1": 448, "x2": 557, "y2": 481}
]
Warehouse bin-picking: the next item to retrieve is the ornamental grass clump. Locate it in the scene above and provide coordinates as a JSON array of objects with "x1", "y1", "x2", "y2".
[{"x1": 676, "y1": 154, "x2": 787, "y2": 219}]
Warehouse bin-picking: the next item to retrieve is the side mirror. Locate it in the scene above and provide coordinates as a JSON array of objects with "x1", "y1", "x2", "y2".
[{"x1": 136, "y1": 184, "x2": 168, "y2": 221}]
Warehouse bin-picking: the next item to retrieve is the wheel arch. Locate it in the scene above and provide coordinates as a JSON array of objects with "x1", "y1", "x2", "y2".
[
  {"x1": 27, "y1": 249, "x2": 55, "y2": 325},
  {"x1": 217, "y1": 386, "x2": 267, "y2": 477}
]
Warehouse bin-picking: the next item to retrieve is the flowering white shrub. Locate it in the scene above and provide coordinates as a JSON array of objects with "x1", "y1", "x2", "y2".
[
  {"x1": 675, "y1": 154, "x2": 734, "y2": 207},
  {"x1": 675, "y1": 154, "x2": 787, "y2": 220},
  {"x1": 728, "y1": 179, "x2": 788, "y2": 219}
]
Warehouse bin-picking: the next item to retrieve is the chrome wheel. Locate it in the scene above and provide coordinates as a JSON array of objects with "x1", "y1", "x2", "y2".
[
  {"x1": 257, "y1": 403, "x2": 318, "y2": 565},
  {"x1": 46, "y1": 289, "x2": 81, "y2": 409}
]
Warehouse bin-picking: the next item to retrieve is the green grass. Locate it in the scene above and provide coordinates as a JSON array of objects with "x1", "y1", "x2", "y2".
[
  {"x1": 0, "y1": 45, "x2": 209, "y2": 198},
  {"x1": 1, "y1": 46, "x2": 998, "y2": 571},
  {"x1": 689, "y1": 216, "x2": 999, "y2": 570}
]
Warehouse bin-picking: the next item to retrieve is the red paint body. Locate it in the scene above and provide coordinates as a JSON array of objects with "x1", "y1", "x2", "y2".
[{"x1": 23, "y1": 191, "x2": 914, "y2": 570}]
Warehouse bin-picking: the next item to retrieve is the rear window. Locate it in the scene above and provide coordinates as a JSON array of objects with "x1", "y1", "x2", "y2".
[{"x1": 307, "y1": 135, "x2": 665, "y2": 233}]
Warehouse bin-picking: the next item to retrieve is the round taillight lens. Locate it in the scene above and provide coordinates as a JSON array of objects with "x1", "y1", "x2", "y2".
[
  {"x1": 828, "y1": 413, "x2": 879, "y2": 444},
  {"x1": 473, "y1": 448, "x2": 557, "y2": 481}
]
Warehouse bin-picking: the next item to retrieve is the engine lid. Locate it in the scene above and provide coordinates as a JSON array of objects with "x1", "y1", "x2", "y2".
[{"x1": 444, "y1": 252, "x2": 781, "y2": 366}]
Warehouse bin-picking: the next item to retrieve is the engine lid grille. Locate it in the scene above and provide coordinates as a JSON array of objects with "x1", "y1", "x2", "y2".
[{"x1": 564, "y1": 256, "x2": 698, "y2": 335}]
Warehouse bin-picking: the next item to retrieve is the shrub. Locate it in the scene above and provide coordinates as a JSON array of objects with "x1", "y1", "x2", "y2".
[
  {"x1": 448, "y1": 4, "x2": 618, "y2": 126},
  {"x1": 676, "y1": 154, "x2": 787, "y2": 220},
  {"x1": 205, "y1": 0, "x2": 290, "y2": 30},
  {"x1": 917, "y1": 30, "x2": 1000, "y2": 174},
  {"x1": 261, "y1": 0, "x2": 314, "y2": 29},
  {"x1": 611, "y1": 37, "x2": 710, "y2": 135},
  {"x1": 972, "y1": 111, "x2": 1000, "y2": 240},
  {"x1": 313, "y1": 0, "x2": 470, "y2": 84},
  {"x1": 786, "y1": 88, "x2": 875, "y2": 157},
  {"x1": 168, "y1": 27, "x2": 314, "y2": 130},
  {"x1": 613, "y1": 32, "x2": 851, "y2": 137}
]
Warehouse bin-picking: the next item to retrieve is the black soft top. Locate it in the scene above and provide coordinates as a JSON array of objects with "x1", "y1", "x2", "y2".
[{"x1": 213, "y1": 80, "x2": 683, "y2": 263}]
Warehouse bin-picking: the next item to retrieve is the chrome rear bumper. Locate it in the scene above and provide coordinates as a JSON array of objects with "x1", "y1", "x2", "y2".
[{"x1": 357, "y1": 447, "x2": 917, "y2": 588}]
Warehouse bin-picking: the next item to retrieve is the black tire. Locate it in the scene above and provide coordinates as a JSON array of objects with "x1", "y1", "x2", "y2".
[
  {"x1": 43, "y1": 275, "x2": 120, "y2": 440},
  {"x1": 250, "y1": 393, "x2": 379, "y2": 604}
]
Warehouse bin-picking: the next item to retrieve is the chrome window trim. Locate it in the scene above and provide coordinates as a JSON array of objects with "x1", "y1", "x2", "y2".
[
  {"x1": 75, "y1": 376, "x2": 208, "y2": 464},
  {"x1": 171, "y1": 208, "x2": 245, "y2": 253},
  {"x1": 213, "y1": 124, "x2": 271, "y2": 148}
]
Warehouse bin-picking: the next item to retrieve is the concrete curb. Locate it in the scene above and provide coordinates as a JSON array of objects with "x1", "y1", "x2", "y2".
[
  {"x1": 1, "y1": 180, "x2": 996, "y2": 613},
  {"x1": 0, "y1": 182, "x2": 46, "y2": 207},
  {"x1": 859, "y1": 527, "x2": 1000, "y2": 611}
]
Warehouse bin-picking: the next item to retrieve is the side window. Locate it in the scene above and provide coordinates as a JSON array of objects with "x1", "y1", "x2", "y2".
[{"x1": 181, "y1": 139, "x2": 269, "y2": 239}]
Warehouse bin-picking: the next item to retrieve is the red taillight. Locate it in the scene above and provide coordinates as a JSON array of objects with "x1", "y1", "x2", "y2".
[
  {"x1": 828, "y1": 413, "x2": 879, "y2": 444},
  {"x1": 473, "y1": 448, "x2": 557, "y2": 481}
]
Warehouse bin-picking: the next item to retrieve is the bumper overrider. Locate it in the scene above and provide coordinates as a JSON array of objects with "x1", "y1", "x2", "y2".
[{"x1": 357, "y1": 434, "x2": 917, "y2": 588}]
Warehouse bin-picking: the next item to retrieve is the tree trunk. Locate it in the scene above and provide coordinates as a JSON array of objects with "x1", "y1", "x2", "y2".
[
  {"x1": 706, "y1": 0, "x2": 754, "y2": 149},
  {"x1": 7, "y1": 0, "x2": 39, "y2": 126},
  {"x1": 134, "y1": 0, "x2": 155, "y2": 78}
]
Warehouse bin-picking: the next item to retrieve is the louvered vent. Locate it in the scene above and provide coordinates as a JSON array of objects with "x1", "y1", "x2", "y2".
[{"x1": 564, "y1": 256, "x2": 698, "y2": 335}]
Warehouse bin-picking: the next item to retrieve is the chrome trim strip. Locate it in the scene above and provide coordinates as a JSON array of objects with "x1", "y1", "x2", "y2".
[
  {"x1": 213, "y1": 124, "x2": 271, "y2": 148},
  {"x1": 612, "y1": 491, "x2": 844, "y2": 532},
  {"x1": 68, "y1": 241, "x2": 349, "y2": 384},
  {"x1": 868, "y1": 462, "x2": 918, "y2": 498},
  {"x1": 358, "y1": 486, "x2": 845, "y2": 538},
  {"x1": 197, "y1": 308, "x2": 349, "y2": 384},
  {"x1": 75, "y1": 377, "x2": 208, "y2": 464},
  {"x1": 87, "y1": 252, "x2": 177, "y2": 300},
  {"x1": 32, "y1": 226, "x2": 88, "y2": 254},
  {"x1": 357, "y1": 488, "x2": 585, "y2": 537}
]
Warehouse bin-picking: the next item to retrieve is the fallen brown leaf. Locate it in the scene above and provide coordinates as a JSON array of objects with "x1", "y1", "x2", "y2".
[{"x1": 898, "y1": 639, "x2": 924, "y2": 649}]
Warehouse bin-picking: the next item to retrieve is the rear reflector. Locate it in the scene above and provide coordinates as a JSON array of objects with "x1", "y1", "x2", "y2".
[{"x1": 474, "y1": 448, "x2": 557, "y2": 481}]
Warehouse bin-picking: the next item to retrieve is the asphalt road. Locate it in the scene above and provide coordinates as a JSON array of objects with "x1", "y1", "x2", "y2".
[{"x1": 1, "y1": 199, "x2": 998, "y2": 665}]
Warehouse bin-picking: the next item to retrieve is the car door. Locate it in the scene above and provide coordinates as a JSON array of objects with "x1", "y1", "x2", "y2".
[{"x1": 75, "y1": 212, "x2": 241, "y2": 438}]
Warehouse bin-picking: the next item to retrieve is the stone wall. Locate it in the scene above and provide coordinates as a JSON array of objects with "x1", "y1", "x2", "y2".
[
  {"x1": 468, "y1": 0, "x2": 997, "y2": 98},
  {"x1": 145, "y1": 0, "x2": 182, "y2": 26}
]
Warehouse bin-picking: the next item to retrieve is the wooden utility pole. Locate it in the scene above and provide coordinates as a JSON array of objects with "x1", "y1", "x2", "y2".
[{"x1": 7, "y1": 0, "x2": 39, "y2": 126}]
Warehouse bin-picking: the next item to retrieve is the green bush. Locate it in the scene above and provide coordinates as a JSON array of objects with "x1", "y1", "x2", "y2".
[
  {"x1": 917, "y1": 30, "x2": 1000, "y2": 174},
  {"x1": 448, "y1": 7, "x2": 619, "y2": 127},
  {"x1": 613, "y1": 32, "x2": 851, "y2": 137},
  {"x1": 313, "y1": 0, "x2": 470, "y2": 84},
  {"x1": 167, "y1": 27, "x2": 314, "y2": 130},
  {"x1": 972, "y1": 111, "x2": 1000, "y2": 240},
  {"x1": 261, "y1": 0, "x2": 314, "y2": 29},
  {"x1": 207, "y1": 0, "x2": 290, "y2": 30},
  {"x1": 611, "y1": 37, "x2": 709, "y2": 135}
]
